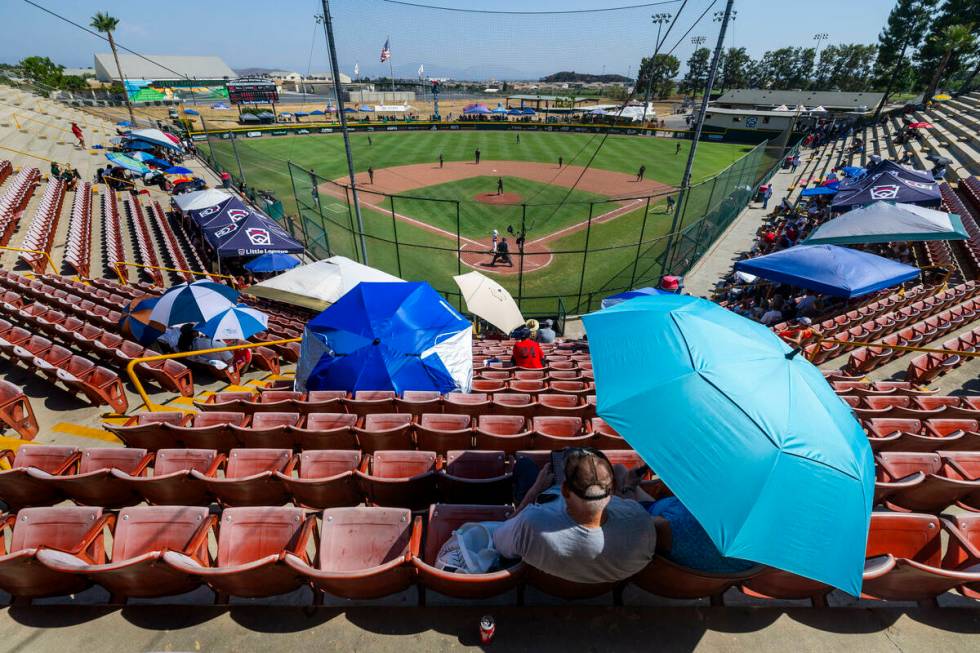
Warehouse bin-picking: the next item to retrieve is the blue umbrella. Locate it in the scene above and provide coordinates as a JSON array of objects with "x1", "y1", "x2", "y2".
[
  {"x1": 734, "y1": 244, "x2": 920, "y2": 298},
  {"x1": 840, "y1": 166, "x2": 865, "y2": 178},
  {"x1": 116, "y1": 121, "x2": 133, "y2": 127},
  {"x1": 122, "y1": 140, "x2": 156, "y2": 152},
  {"x1": 600, "y1": 287, "x2": 670, "y2": 309},
  {"x1": 164, "y1": 166, "x2": 193, "y2": 175},
  {"x1": 582, "y1": 295, "x2": 874, "y2": 595},
  {"x1": 799, "y1": 186, "x2": 838, "y2": 197},
  {"x1": 129, "y1": 152, "x2": 155, "y2": 162},
  {"x1": 297, "y1": 282, "x2": 472, "y2": 394},
  {"x1": 183, "y1": 109, "x2": 200, "y2": 115},
  {"x1": 149, "y1": 280, "x2": 239, "y2": 327},
  {"x1": 294, "y1": 111, "x2": 310, "y2": 117},
  {"x1": 197, "y1": 305, "x2": 268, "y2": 340},
  {"x1": 119, "y1": 296, "x2": 164, "y2": 346},
  {"x1": 310, "y1": 109, "x2": 325, "y2": 115},
  {"x1": 104, "y1": 152, "x2": 150, "y2": 175},
  {"x1": 244, "y1": 252, "x2": 301, "y2": 273}
]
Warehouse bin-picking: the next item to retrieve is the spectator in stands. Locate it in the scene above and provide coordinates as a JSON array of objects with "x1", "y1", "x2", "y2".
[
  {"x1": 511, "y1": 327, "x2": 544, "y2": 369},
  {"x1": 493, "y1": 449, "x2": 656, "y2": 584},
  {"x1": 537, "y1": 319, "x2": 557, "y2": 344},
  {"x1": 777, "y1": 317, "x2": 822, "y2": 348},
  {"x1": 790, "y1": 155, "x2": 800, "y2": 172},
  {"x1": 761, "y1": 184, "x2": 773, "y2": 209},
  {"x1": 795, "y1": 291, "x2": 818, "y2": 317},
  {"x1": 220, "y1": 171, "x2": 232, "y2": 189},
  {"x1": 760, "y1": 300, "x2": 783, "y2": 326},
  {"x1": 50, "y1": 161, "x2": 61, "y2": 180},
  {"x1": 899, "y1": 151, "x2": 914, "y2": 165}
]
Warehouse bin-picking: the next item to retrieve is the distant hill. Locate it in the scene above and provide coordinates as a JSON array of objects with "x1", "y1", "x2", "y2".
[{"x1": 541, "y1": 71, "x2": 629, "y2": 83}]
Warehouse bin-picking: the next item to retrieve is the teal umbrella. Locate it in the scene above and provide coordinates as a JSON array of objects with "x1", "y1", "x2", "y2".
[
  {"x1": 105, "y1": 152, "x2": 150, "y2": 175},
  {"x1": 582, "y1": 295, "x2": 874, "y2": 595}
]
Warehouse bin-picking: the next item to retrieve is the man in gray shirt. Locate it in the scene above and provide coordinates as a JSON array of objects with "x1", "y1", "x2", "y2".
[
  {"x1": 493, "y1": 449, "x2": 656, "y2": 584},
  {"x1": 536, "y1": 319, "x2": 557, "y2": 344}
]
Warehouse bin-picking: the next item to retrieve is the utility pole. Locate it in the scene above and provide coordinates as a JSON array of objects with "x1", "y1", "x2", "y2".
[
  {"x1": 664, "y1": 0, "x2": 734, "y2": 274},
  {"x1": 318, "y1": 0, "x2": 369, "y2": 264},
  {"x1": 642, "y1": 12, "x2": 672, "y2": 124}
]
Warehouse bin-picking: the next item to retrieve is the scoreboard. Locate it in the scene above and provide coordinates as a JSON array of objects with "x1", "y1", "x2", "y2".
[{"x1": 226, "y1": 78, "x2": 279, "y2": 105}]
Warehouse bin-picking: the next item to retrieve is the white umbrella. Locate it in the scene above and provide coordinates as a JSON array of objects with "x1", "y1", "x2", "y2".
[
  {"x1": 453, "y1": 271, "x2": 524, "y2": 334},
  {"x1": 129, "y1": 128, "x2": 183, "y2": 151},
  {"x1": 197, "y1": 305, "x2": 268, "y2": 340},
  {"x1": 149, "y1": 280, "x2": 238, "y2": 327},
  {"x1": 174, "y1": 188, "x2": 233, "y2": 212},
  {"x1": 247, "y1": 256, "x2": 403, "y2": 310}
]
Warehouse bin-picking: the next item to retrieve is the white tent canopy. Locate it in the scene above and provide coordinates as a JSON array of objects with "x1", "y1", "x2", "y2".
[
  {"x1": 247, "y1": 256, "x2": 403, "y2": 310},
  {"x1": 774, "y1": 104, "x2": 790, "y2": 111},
  {"x1": 174, "y1": 188, "x2": 233, "y2": 212},
  {"x1": 453, "y1": 271, "x2": 524, "y2": 334}
]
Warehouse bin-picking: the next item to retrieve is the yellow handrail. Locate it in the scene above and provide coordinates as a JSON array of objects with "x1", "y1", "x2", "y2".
[
  {"x1": 0, "y1": 245, "x2": 58, "y2": 274},
  {"x1": 113, "y1": 261, "x2": 236, "y2": 286},
  {"x1": 818, "y1": 338, "x2": 980, "y2": 358},
  {"x1": 125, "y1": 338, "x2": 301, "y2": 412}
]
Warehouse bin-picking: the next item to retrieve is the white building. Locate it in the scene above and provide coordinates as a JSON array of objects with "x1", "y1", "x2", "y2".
[{"x1": 93, "y1": 54, "x2": 236, "y2": 83}]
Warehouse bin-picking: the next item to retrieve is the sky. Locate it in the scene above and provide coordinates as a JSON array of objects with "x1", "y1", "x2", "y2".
[{"x1": 1, "y1": 0, "x2": 898, "y2": 80}]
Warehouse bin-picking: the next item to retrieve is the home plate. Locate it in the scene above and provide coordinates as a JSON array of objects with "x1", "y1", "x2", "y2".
[{"x1": 492, "y1": 169, "x2": 498, "y2": 172}]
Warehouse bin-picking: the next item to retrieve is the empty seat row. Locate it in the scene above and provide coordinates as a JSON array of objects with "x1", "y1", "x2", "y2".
[
  {"x1": 845, "y1": 394, "x2": 980, "y2": 420},
  {"x1": 101, "y1": 190, "x2": 126, "y2": 281},
  {"x1": 832, "y1": 380, "x2": 936, "y2": 397},
  {"x1": 120, "y1": 195, "x2": 164, "y2": 287},
  {"x1": 0, "y1": 444, "x2": 643, "y2": 510},
  {"x1": 35, "y1": 272, "x2": 132, "y2": 310},
  {"x1": 0, "y1": 167, "x2": 39, "y2": 245},
  {"x1": 875, "y1": 451, "x2": 980, "y2": 512},
  {"x1": 198, "y1": 389, "x2": 597, "y2": 419},
  {"x1": 63, "y1": 182, "x2": 93, "y2": 277},
  {"x1": 107, "y1": 412, "x2": 627, "y2": 454},
  {"x1": 864, "y1": 418, "x2": 980, "y2": 452},
  {"x1": 18, "y1": 178, "x2": 65, "y2": 273},
  {"x1": 906, "y1": 325, "x2": 980, "y2": 385},
  {"x1": 146, "y1": 201, "x2": 193, "y2": 283},
  {"x1": 0, "y1": 160, "x2": 10, "y2": 187},
  {"x1": 0, "y1": 505, "x2": 976, "y2": 606},
  {"x1": 0, "y1": 318, "x2": 128, "y2": 413}
]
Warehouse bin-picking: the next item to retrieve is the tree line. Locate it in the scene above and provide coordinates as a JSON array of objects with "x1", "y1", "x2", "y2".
[{"x1": 633, "y1": 0, "x2": 976, "y2": 101}]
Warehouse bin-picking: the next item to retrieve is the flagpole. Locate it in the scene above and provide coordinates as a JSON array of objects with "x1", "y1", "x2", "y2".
[
  {"x1": 319, "y1": 0, "x2": 368, "y2": 264},
  {"x1": 388, "y1": 35, "x2": 396, "y2": 96}
]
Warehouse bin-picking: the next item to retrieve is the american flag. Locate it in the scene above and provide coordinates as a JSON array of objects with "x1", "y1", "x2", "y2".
[{"x1": 380, "y1": 38, "x2": 391, "y2": 63}]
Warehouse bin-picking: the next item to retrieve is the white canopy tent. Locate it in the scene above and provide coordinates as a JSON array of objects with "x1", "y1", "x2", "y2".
[
  {"x1": 174, "y1": 188, "x2": 233, "y2": 212},
  {"x1": 247, "y1": 256, "x2": 403, "y2": 310}
]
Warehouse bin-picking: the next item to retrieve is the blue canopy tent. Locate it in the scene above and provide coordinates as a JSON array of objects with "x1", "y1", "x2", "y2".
[
  {"x1": 831, "y1": 170, "x2": 941, "y2": 209},
  {"x1": 183, "y1": 109, "x2": 200, "y2": 115},
  {"x1": 294, "y1": 112, "x2": 310, "y2": 117},
  {"x1": 863, "y1": 159, "x2": 935, "y2": 184},
  {"x1": 734, "y1": 244, "x2": 920, "y2": 298},
  {"x1": 507, "y1": 108, "x2": 523, "y2": 115},
  {"x1": 296, "y1": 282, "x2": 472, "y2": 394},
  {"x1": 189, "y1": 197, "x2": 249, "y2": 228},
  {"x1": 492, "y1": 105, "x2": 508, "y2": 114},
  {"x1": 601, "y1": 287, "x2": 670, "y2": 309},
  {"x1": 582, "y1": 295, "x2": 874, "y2": 595},
  {"x1": 521, "y1": 108, "x2": 536, "y2": 115},
  {"x1": 245, "y1": 252, "x2": 301, "y2": 273},
  {"x1": 840, "y1": 166, "x2": 865, "y2": 179},
  {"x1": 121, "y1": 140, "x2": 156, "y2": 152},
  {"x1": 310, "y1": 109, "x2": 325, "y2": 116},
  {"x1": 464, "y1": 104, "x2": 492, "y2": 115}
]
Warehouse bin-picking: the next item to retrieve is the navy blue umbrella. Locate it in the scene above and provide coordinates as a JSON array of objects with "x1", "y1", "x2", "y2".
[{"x1": 245, "y1": 253, "x2": 301, "y2": 273}]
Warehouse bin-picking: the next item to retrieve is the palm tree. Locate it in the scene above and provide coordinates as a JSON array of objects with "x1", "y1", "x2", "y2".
[
  {"x1": 924, "y1": 23, "x2": 976, "y2": 104},
  {"x1": 90, "y1": 11, "x2": 135, "y2": 126}
]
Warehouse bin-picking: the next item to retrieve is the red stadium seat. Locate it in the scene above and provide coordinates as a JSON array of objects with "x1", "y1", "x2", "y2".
[
  {"x1": 439, "y1": 450, "x2": 512, "y2": 504},
  {"x1": 278, "y1": 449, "x2": 363, "y2": 509},
  {"x1": 532, "y1": 416, "x2": 592, "y2": 451},
  {"x1": 34, "y1": 447, "x2": 150, "y2": 508},
  {"x1": 104, "y1": 412, "x2": 190, "y2": 450},
  {"x1": 633, "y1": 556, "x2": 763, "y2": 605},
  {"x1": 113, "y1": 449, "x2": 220, "y2": 506},
  {"x1": 230, "y1": 411, "x2": 301, "y2": 449},
  {"x1": 0, "y1": 445, "x2": 78, "y2": 509},
  {"x1": 285, "y1": 507, "x2": 420, "y2": 599},
  {"x1": 415, "y1": 413, "x2": 473, "y2": 454},
  {"x1": 344, "y1": 390, "x2": 397, "y2": 415},
  {"x1": 876, "y1": 452, "x2": 978, "y2": 512},
  {"x1": 592, "y1": 417, "x2": 631, "y2": 450},
  {"x1": 299, "y1": 390, "x2": 348, "y2": 413},
  {"x1": 194, "y1": 391, "x2": 256, "y2": 413},
  {"x1": 288, "y1": 413, "x2": 359, "y2": 450},
  {"x1": 0, "y1": 380, "x2": 39, "y2": 439},
  {"x1": 162, "y1": 506, "x2": 315, "y2": 600},
  {"x1": 36, "y1": 505, "x2": 213, "y2": 601},
  {"x1": 396, "y1": 390, "x2": 442, "y2": 416},
  {"x1": 168, "y1": 411, "x2": 246, "y2": 451},
  {"x1": 356, "y1": 450, "x2": 439, "y2": 510},
  {"x1": 353, "y1": 413, "x2": 414, "y2": 453},
  {"x1": 198, "y1": 448, "x2": 295, "y2": 506},
  {"x1": 536, "y1": 394, "x2": 589, "y2": 418},
  {"x1": 491, "y1": 392, "x2": 536, "y2": 418},
  {"x1": 942, "y1": 514, "x2": 980, "y2": 599},
  {"x1": 412, "y1": 504, "x2": 525, "y2": 601},
  {"x1": 471, "y1": 380, "x2": 506, "y2": 393},
  {"x1": 548, "y1": 381, "x2": 592, "y2": 397},
  {"x1": 443, "y1": 392, "x2": 491, "y2": 417},
  {"x1": 475, "y1": 415, "x2": 533, "y2": 454}
]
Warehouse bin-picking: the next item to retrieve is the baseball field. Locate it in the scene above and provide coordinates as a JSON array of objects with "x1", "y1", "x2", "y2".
[{"x1": 208, "y1": 130, "x2": 756, "y2": 313}]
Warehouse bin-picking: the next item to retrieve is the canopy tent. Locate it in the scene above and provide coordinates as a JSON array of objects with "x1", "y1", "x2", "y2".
[
  {"x1": 190, "y1": 196, "x2": 252, "y2": 228},
  {"x1": 831, "y1": 170, "x2": 941, "y2": 209},
  {"x1": 183, "y1": 109, "x2": 200, "y2": 115},
  {"x1": 601, "y1": 287, "x2": 670, "y2": 309},
  {"x1": 583, "y1": 295, "x2": 874, "y2": 595},
  {"x1": 247, "y1": 256, "x2": 403, "y2": 310},
  {"x1": 204, "y1": 210, "x2": 304, "y2": 258},
  {"x1": 453, "y1": 271, "x2": 524, "y2": 334},
  {"x1": 734, "y1": 244, "x2": 920, "y2": 298},
  {"x1": 840, "y1": 166, "x2": 866, "y2": 179},
  {"x1": 463, "y1": 104, "x2": 492, "y2": 115},
  {"x1": 296, "y1": 282, "x2": 472, "y2": 394},
  {"x1": 174, "y1": 188, "x2": 233, "y2": 212},
  {"x1": 491, "y1": 105, "x2": 508, "y2": 114},
  {"x1": 812, "y1": 105, "x2": 828, "y2": 112},
  {"x1": 773, "y1": 104, "x2": 790, "y2": 111},
  {"x1": 863, "y1": 159, "x2": 935, "y2": 184},
  {"x1": 805, "y1": 201, "x2": 968, "y2": 245},
  {"x1": 310, "y1": 110, "x2": 326, "y2": 115},
  {"x1": 120, "y1": 140, "x2": 156, "y2": 152}
]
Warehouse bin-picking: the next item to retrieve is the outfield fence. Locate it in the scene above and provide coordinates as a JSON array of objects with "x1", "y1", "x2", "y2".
[{"x1": 259, "y1": 139, "x2": 785, "y2": 319}]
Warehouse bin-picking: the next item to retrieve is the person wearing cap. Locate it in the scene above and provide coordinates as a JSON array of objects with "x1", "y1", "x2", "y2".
[
  {"x1": 511, "y1": 327, "x2": 544, "y2": 369},
  {"x1": 492, "y1": 449, "x2": 656, "y2": 584},
  {"x1": 536, "y1": 319, "x2": 556, "y2": 344}
]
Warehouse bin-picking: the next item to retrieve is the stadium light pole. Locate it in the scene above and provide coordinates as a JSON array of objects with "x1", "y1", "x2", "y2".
[
  {"x1": 318, "y1": 0, "x2": 369, "y2": 265},
  {"x1": 689, "y1": 36, "x2": 707, "y2": 102},
  {"x1": 642, "y1": 12, "x2": 672, "y2": 124},
  {"x1": 664, "y1": 0, "x2": 735, "y2": 274}
]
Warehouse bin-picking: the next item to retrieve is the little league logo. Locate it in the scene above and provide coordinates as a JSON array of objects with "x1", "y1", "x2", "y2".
[
  {"x1": 227, "y1": 208, "x2": 249, "y2": 222},
  {"x1": 870, "y1": 185, "x2": 899, "y2": 200},
  {"x1": 199, "y1": 205, "x2": 220, "y2": 217},
  {"x1": 905, "y1": 181, "x2": 935, "y2": 190},
  {"x1": 246, "y1": 228, "x2": 271, "y2": 245},
  {"x1": 214, "y1": 223, "x2": 237, "y2": 238}
]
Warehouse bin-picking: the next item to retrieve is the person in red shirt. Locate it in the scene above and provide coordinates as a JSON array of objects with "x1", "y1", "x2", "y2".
[
  {"x1": 71, "y1": 122, "x2": 85, "y2": 149},
  {"x1": 512, "y1": 328, "x2": 544, "y2": 369}
]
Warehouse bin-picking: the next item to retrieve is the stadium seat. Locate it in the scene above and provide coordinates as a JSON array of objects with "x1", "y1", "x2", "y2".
[
  {"x1": 412, "y1": 504, "x2": 525, "y2": 601},
  {"x1": 168, "y1": 411, "x2": 247, "y2": 451},
  {"x1": 198, "y1": 448, "x2": 295, "y2": 506},
  {"x1": 113, "y1": 449, "x2": 220, "y2": 506},
  {"x1": 288, "y1": 413, "x2": 359, "y2": 450},
  {"x1": 230, "y1": 411, "x2": 301, "y2": 448},
  {"x1": 471, "y1": 380, "x2": 507, "y2": 393},
  {"x1": 162, "y1": 506, "x2": 315, "y2": 600},
  {"x1": 512, "y1": 370, "x2": 546, "y2": 381},
  {"x1": 491, "y1": 392, "x2": 536, "y2": 418},
  {"x1": 536, "y1": 394, "x2": 589, "y2": 418},
  {"x1": 55, "y1": 357, "x2": 129, "y2": 414},
  {"x1": 592, "y1": 417, "x2": 631, "y2": 450},
  {"x1": 0, "y1": 445, "x2": 78, "y2": 509},
  {"x1": 439, "y1": 450, "x2": 512, "y2": 504},
  {"x1": 939, "y1": 452, "x2": 980, "y2": 511},
  {"x1": 396, "y1": 390, "x2": 442, "y2": 416},
  {"x1": 278, "y1": 449, "x2": 363, "y2": 509},
  {"x1": 926, "y1": 419, "x2": 980, "y2": 450},
  {"x1": 0, "y1": 380, "x2": 39, "y2": 439},
  {"x1": 105, "y1": 412, "x2": 190, "y2": 450},
  {"x1": 548, "y1": 381, "x2": 592, "y2": 397},
  {"x1": 354, "y1": 413, "x2": 414, "y2": 453},
  {"x1": 443, "y1": 392, "x2": 491, "y2": 417},
  {"x1": 942, "y1": 514, "x2": 980, "y2": 599},
  {"x1": 475, "y1": 415, "x2": 533, "y2": 454},
  {"x1": 526, "y1": 565, "x2": 623, "y2": 602},
  {"x1": 356, "y1": 450, "x2": 439, "y2": 510},
  {"x1": 344, "y1": 390, "x2": 397, "y2": 415},
  {"x1": 415, "y1": 413, "x2": 473, "y2": 454},
  {"x1": 508, "y1": 380, "x2": 547, "y2": 395},
  {"x1": 299, "y1": 390, "x2": 348, "y2": 413},
  {"x1": 285, "y1": 507, "x2": 420, "y2": 600},
  {"x1": 194, "y1": 391, "x2": 256, "y2": 413},
  {"x1": 32, "y1": 447, "x2": 150, "y2": 508},
  {"x1": 632, "y1": 557, "x2": 764, "y2": 605},
  {"x1": 36, "y1": 505, "x2": 213, "y2": 602},
  {"x1": 876, "y1": 452, "x2": 978, "y2": 512},
  {"x1": 532, "y1": 416, "x2": 593, "y2": 451},
  {"x1": 251, "y1": 391, "x2": 305, "y2": 413},
  {"x1": 0, "y1": 506, "x2": 108, "y2": 601}
]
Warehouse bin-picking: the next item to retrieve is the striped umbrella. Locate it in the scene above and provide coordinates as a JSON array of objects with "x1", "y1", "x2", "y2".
[
  {"x1": 119, "y1": 296, "x2": 164, "y2": 345},
  {"x1": 196, "y1": 305, "x2": 269, "y2": 340},
  {"x1": 149, "y1": 280, "x2": 238, "y2": 327}
]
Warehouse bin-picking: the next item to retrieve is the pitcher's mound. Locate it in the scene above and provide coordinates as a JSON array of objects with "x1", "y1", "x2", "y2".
[{"x1": 473, "y1": 192, "x2": 524, "y2": 205}]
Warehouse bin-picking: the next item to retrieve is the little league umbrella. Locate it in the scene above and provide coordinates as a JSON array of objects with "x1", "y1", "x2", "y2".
[
  {"x1": 583, "y1": 295, "x2": 875, "y2": 595},
  {"x1": 197, "y1": 305, "x2": 268, "y2": 340},
  {"x1": 453, "y1": 271, "x2": 524, "y2": 334},
  {"x1": 149, "y1": 280, "x2": 239, "y2": 327},
  {"x1": 104, "y1": 152, "x2": 150, "y2": 175},
  {"x1": 296, "y1": 282, "x2": 472, "y2": 394}
]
